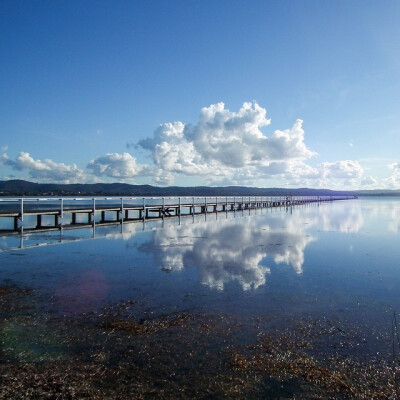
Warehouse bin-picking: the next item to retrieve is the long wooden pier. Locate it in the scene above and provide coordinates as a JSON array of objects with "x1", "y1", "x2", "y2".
[{"x1": 0, "y1": 195, "x2": 356, "y2": 235}]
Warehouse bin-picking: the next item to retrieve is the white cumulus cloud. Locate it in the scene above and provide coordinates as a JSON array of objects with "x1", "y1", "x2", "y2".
[
  {"x1": 138, "y1": 102, "x2": 316, "y2": 184},
  {"x1": 321, "y1": 160, "x2": 364, "y2": 179},
  {"x1": 388, "y1": 162, "x2": 400, "y2": 171},
  {"x1": 3, "y1": 152, "x2": 86, "y2": 183},
  {"x1": 385, "y1": 162, "x2": 400, "y2": 188},
  {"x1": 0, "y1": 153, "x2": 8, "y2": 166},
  {"x1": 361, "y1": 176, "x2": 378, "y2": 186},
  {"x1": 87, "y1": 152, "x2": 149, "y2": 181}
]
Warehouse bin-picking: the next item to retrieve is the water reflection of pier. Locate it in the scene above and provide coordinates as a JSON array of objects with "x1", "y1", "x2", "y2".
[{"x1": 0, "y1": 195, "x2": 355, "y2": 235}]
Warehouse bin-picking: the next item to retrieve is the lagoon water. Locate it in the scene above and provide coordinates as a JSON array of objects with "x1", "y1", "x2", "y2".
[{"x1": 1, "y1": 197, "x2": 400, "y2": 398}]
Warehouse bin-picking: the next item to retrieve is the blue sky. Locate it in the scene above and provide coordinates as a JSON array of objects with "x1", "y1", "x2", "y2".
[{"x1": 1, "y1": 0, "x2": 400, "y2": 189}]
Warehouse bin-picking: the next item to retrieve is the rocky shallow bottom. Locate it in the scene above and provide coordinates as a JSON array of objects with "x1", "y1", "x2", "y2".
[{"x1": 1, "y1": 285, "x2": 399, "y2": 399}]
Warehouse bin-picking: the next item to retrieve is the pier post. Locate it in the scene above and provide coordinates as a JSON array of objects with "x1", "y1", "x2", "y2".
[
  {"x1": 162, "y1": 197, "x2": 165, "y2": 219},
  {"x1": 120, "y1": 198, "x2": 124, "y2": 224},
  {"x1": 19, "y1": 198, "x2": 24, "y2": 228},
  {"x1": 205, "y1": 197, "x2": 207, "y2": 214},
  {"x1": 92, "y1": 198, "x2": 96, "y2": 225},
  {"x1": 143, "y1": 198, "x2": 146, "y2": 221},
  {"x1": 178, "y1": 197, "x2": 181, "y2": 216},
  {"x1": 192, "y1": 197, "x2": 195, "y2": 216},
  {"x1": 59, "y1": 198, "x2": 63, "y2": 228}
]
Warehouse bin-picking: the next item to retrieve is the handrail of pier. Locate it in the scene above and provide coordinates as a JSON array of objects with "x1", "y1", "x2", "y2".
[{"x1": 0, "y1": 195, "x2": 357, "y2": 202}]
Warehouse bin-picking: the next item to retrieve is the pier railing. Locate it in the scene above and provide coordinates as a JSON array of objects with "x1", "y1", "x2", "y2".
[{"x1": 0, "y1": 195, "x2": 356, "y2": 234}]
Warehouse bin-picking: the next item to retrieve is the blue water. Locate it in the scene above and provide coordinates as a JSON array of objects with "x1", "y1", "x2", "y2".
[{"x1": 1, "y1": 197, "x2": 399, "y2": 330}]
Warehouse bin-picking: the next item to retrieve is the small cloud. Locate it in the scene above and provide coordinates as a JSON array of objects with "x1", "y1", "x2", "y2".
[
  {"x1": 4, "y1": 152, "x2": 86, "y2": 183},
  {"x1": 96, "y1": 130, "x2": 103, "y2": 136},
  {"x1": 388, "y1": 162, "x2": 400, "y2": 170},
  {"x1": 0, "y1": 152, "x2": 9, "y2": 166},
  {"x1": 87, "y1": 152, "x2": 149, "y2": 181},
  {"x1": 361, "y1": 176, "x2": 378, "y2": 186},
  {"x1": 1, "y1": 145, "x2": 8, "y2": 152},
  {"x1": 320, "y1": 160, "x2": 364, "y2": 179},
  {"x1": 385, "y1": 162, "x2": 400, "y2": 189},
  {"x1": 349, "y1": 140, "x2": 354, "y2": 147}
]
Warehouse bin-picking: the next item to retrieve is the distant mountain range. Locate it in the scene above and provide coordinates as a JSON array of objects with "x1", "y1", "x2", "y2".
[{"x1": 0, "y1": 179, "x2": 398, "y2": 197}]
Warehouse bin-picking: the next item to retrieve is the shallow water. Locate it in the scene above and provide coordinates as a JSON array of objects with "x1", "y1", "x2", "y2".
[
  {"x1": 1, "y1": 197, "x2": 400, "y2": 320},
  {"x1": 1, "y1": 197, "x2": 400, "y2": 398}
]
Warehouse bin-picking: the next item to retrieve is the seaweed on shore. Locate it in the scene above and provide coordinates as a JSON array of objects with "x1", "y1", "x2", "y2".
[
  {"x1": 229, "y1": 319, "x2": 400, "y2": 399},
  {"x1": 1, "y1": 286, "x2": 400, "y2": 399}
]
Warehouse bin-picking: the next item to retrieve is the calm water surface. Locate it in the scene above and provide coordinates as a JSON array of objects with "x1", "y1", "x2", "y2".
[
  {"x1": 1, "y1": 197, "x2": 400, "y2": 398},
  {"x1": 1, "y1": 197, "x2": 400, "y2": 319}
]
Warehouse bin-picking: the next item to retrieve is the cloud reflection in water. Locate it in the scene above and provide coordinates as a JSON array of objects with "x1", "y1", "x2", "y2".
[
  {"x1": 101, "y1": 203, "x2": 365, "y2": 291},
  {"x1": 145, "y1": 213, "x2": 315, "y2": 291}
]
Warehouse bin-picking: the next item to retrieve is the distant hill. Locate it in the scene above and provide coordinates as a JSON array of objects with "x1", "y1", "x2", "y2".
[
  {"x1": 0, "y1": 179, "x2": 370, "y2": 197},
  {"x1": 355, "y1": 189, "x2": 400, "y2": 196}
]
